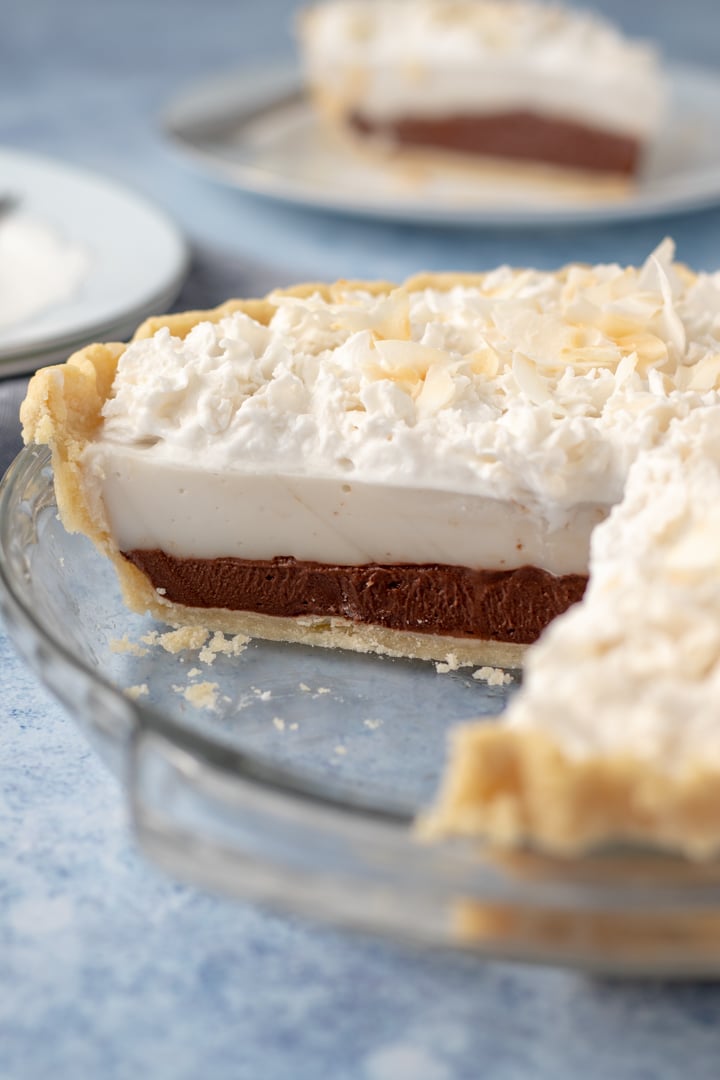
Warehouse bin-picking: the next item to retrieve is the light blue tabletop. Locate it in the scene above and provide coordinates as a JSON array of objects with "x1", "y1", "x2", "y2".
[{"x1": 4, "y1": 2, "x2": 720, "y2": 1077}]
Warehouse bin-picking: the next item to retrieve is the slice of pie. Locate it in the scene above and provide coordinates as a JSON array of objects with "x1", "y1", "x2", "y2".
[
  {"x1": 425, "y1": 407, "x2": 720, "y2": 857},
  {"x1": 299, "y1": 0, "x2": 664, "y2": 188},
  {"x1": 19, "y1": 241, "x2": 720, "y2": 673}
]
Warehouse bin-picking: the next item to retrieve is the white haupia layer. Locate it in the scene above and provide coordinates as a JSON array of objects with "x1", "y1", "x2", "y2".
[
  {"x1": 87, "y1": 446, "x2": 604, "y2": 573},
  {"x1": 82, "y1": 241, "x2": 720, "y2": 575},
  {"x1": 300, "y1": 0, "x2": 663, "y2": 140},
  {"x1": 504, "y1": 407, "x2": 720, "y2": 768}
]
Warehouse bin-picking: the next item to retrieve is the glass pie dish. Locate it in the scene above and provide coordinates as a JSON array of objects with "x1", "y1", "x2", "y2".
[{"x1": 4, "y1": 443, "x2": 720, "y2": 975}]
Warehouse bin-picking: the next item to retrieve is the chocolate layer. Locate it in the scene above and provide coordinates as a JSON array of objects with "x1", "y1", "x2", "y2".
[
  {"x1": 123, "y1": 551, "x2": 587, "y2": 645},
  {"x1": 349, "y1": 110, "x2": 640, "y2": 176}
]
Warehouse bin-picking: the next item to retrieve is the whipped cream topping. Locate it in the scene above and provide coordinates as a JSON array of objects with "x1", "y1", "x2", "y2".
[
  {"x1": 506, "y1": 407, "x2": 720, "y2": 768},
  {"x1": 95, "y1": 241, "x2": 720, "y2": 530},
  {"x1": 300, "y1": 0, "x2": 663, "y2": 139}
]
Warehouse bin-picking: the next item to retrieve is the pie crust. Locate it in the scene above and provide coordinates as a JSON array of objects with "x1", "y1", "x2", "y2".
[{"x1": 423, "y1": 726, "x2": 720, "y2": 858}]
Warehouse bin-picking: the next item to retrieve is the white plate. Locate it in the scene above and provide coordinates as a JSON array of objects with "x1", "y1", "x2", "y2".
[
  {"x1": 163, "y1": 62, "x2": 720, "y2": 227},
  {"x1": 0, "y1": 150, "x2": 188, "y2": 373}
]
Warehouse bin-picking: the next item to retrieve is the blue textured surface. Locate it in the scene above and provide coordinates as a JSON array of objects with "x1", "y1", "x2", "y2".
[{"x1": 4, "y1": 1, "x2": 720, "y2": 1077}]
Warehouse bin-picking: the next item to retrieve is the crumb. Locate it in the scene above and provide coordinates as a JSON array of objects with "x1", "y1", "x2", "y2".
[
  {"x1": 363, "y1": 718, "x2": 383, "y2": 731},
  {"x1": 299, "y1": 683, "x2": 311, "y2": 692},
  {"x1": 315, "y1": 687, "x2": 331, "y2": 695},
  {"x1": 333, "y1": 745, "x2": 347, "y2": 756},
  {"x1": 272, "y1": 716, "x2": 286, "y2": 731},
  {"x1": 289, "y1": 722, "x2": 299, "y2": 731},
  {"x1": 472, "y1": 666, "x2": 513, "y2": 687},
  {"x1": 435, "y1": 653, "x2": 466, "y2": 674},
  {"x1": 214, "y1": 631, "x2": 249, "y2": 655},
  {"x1": 125, "y1": 683, "x2": 149, "y2": 700},
  {"x1": 176, "y1": 681, "x2": 219, "y2": 709},
  {"x1": 253, "y1": 688, "x2": 272, "y2": 702},
  {"x1": 200, "y1": 631, "x2": 249, "y2": 664},
  {"x1": 156, "y1": 587, "x2": 167, "y2": 595},
  {"x1": 141, "y1": 631, "x2": 159, "y2": 646},
  {"x1": 110, "y1": 634, "x2": 148, "y2": 657},
  {"x1": 157, "y1": 627, "x2": 209, "y2": 654},
  {"x1": 188, "y1": 667, "x2": 201, "y2": 678}
]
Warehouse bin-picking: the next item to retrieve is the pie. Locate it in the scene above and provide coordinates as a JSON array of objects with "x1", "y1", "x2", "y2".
[{"x1": 21, "y1": 240, "x2": 720, "y2": 854}]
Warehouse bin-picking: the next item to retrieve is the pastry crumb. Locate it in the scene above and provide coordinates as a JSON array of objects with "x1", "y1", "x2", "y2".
[
  {"x1": 472, "y1": 665, "x2": 513, "y2": 686},
  {"x1": 253, "y1": 688, "x2": 273, "y2": 701},
  {"x1": 333, "y1": 745, "x2": 347, "y2": 755},
  {"x1": 289, "y1": 722, "x2": 299, "y2": 731},
  {"x1": 299, "y1": 683, "x2": 311, "y2": 692},
  {"x1": 157, "y1": 627, "x2": 210, "y2": 654},
  {"x1": 199, "y1": 630, "x2": 249, "y2": 664},
  {"x1": 218, "y1": 631, "x2": 250, "y2": 653},
  {"x1": 435, "y1": 652, "x2": 462, "y2": 674},
  {"x1": 363, "y1": 718, "x2": 383, "y2": 730},
  {"x1": 187, "y1": 667, "x2": 201, "y2": 678},
  {"x1": 272, "y1": 716, "x2": 286, "y2": 731},
  {"x1": 175, "y1": 681, "x2": 219, "y2": 709},
  {"x1": 125, "y1": 683, "x2": 149, "y2": 700},
  {"x1": 110, "y1": 634, "x2": 148, "y2": 657},
  {"x1": 315, "y1": 687, "x2": 331, "y2": 695}
]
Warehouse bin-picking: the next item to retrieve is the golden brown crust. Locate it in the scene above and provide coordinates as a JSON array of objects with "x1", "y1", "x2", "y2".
[
  {"x1": 132, "y1": 299, "x2": 259, "y2": 341},
  {"x1": 126, "y1": 592, "x2": 529, "y2": 667},
  {"x1": 20, "y1": 342, "x2": 125, "y2": 542},
  {"x1": 422, "y1": 723, "x2": 720, "y2": 858}
]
